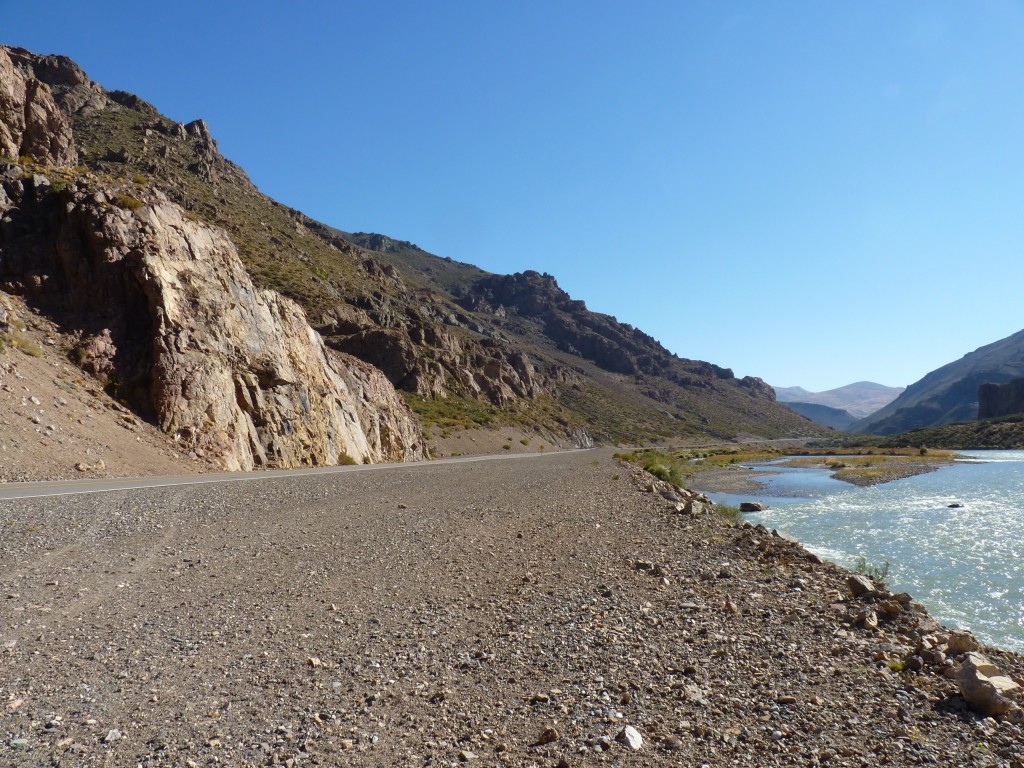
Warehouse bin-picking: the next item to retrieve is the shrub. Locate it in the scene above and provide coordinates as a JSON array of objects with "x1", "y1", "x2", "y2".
[
  {"x1": 520, "y1": 437, "x2": 530, "y2": 446},
  {"x1": 17, "y1": 337, "x2": 42, "y2": 357},
  {"x1": 715, "y1": 504, "x2": 742, "y2": 524},
  {"x1": 115, "y1": 194, "x2": 144, "y2": 211},
  {"x1": 643, "y1": 460, "x2": 682, "y2": 487},
  {"x1": 1, "y1": 330, "x2": 42, "y2": 357},
  {"x1": 854, "y1": 555, "x2": 890, "y2": 583},
  {"x1": 337, "y1": 451, "x2": 358, "y2": 465}
]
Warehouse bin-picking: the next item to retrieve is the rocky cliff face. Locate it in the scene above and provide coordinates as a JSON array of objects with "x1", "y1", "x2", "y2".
[
  {"x1": 0, "y1": 175, "x2": 423, "y2": 468},
  {"x1": 0, "y1": 47, "x2": 424, "y2": 470},
  {"x1": 319, "y1": 266, "x2": 557, "y2": 407},
  {"x1": 978, "y1": 378, "x2": 1024, "y2": 421},
  {"x1": 0, "y1": 47, "x2": 78, "y2": 166}
]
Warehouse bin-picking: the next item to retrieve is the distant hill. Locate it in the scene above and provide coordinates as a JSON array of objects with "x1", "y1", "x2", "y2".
[
  {"x1": 774, "y1": 381, "x2": 904, "y2": 419},
  {"x1": 853, "y1": 330, "x2": 1024, "y2": 435},
  {"x1": 780, "y1": 402, "x2": 857, "y2": 431}
]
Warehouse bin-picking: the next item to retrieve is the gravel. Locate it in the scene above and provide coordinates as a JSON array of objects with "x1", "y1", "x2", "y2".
[{"x1": 2, "y1": 449, "x2": 1022, "y2": 766}]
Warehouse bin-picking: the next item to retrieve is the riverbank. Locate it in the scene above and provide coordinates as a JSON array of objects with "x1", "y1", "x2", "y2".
[
  {"x1": 2, "y1": 448, "x2": 1022, "y2": 766},
  {"x1": 684, "y1": 451, "x2": 959, "y2": 494}
]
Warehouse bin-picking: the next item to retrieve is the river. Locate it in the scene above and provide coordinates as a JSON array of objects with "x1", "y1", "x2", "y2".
[{"x1": 709, "y1": 450, "x2": 1024, "y2": 653}]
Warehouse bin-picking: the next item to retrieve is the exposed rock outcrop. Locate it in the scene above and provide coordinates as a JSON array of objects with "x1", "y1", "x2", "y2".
[
  {"x1": 458, "y1": 270, "x2": 777, "y2": 405},
  {"x1": 323, "y1": 303, "x2": 554, "y2": 405},
  {"x1": 3, "y1": 45, "x2": 106, "y2": 116},
  {"x1": 0, "y1": 177, "x2": 423, "y2": 469},
  {"x1": 978, "y1": 377, "x2": 1024, "y2": 420},
  {"x1": 0, "y1": 47, "x2": 78, "y2": 165}
]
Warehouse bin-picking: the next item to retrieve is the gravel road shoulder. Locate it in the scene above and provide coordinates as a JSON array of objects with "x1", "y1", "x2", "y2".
[{"x1": 2, "y1": 449, "x2": 1022, "y2": 766}]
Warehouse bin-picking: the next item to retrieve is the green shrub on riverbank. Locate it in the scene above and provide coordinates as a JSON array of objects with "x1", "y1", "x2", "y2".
[
  {"x1": 614, "y1": 449, "x2": 684, "y2": 486},
  {"x1": 715, "y1": 504, "x2": 742, "y2": 524},
  {"x1": 854, "y1": 555, "x2": 890, "y2": 584}
]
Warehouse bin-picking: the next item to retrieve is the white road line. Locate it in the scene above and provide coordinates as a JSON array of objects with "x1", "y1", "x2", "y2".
[{"x1": 0, "y1": 450, "x2": 588, "y2": 501}]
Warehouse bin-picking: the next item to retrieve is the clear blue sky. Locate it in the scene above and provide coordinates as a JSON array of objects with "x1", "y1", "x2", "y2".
[{"x1": 6, "y1": 1, "x2": 1024, "y2": 392}]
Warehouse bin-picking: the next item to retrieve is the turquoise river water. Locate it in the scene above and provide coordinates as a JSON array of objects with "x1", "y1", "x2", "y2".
[{"x1": 709, "y1": 450, "x2": 1024, "y2": 653}]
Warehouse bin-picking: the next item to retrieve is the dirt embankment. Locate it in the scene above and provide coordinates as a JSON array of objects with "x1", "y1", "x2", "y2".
[
  {"x1": 2, "y1": 449, "x2": 1021, "y2": 767},
  {"x1": 0, "y1": 296, "x2": 199, "y2": 483}
]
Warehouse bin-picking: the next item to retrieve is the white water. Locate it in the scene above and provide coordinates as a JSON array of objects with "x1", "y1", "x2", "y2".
[{"x1": 712, "y1": 450, "x2": 1024, "y2": 652}]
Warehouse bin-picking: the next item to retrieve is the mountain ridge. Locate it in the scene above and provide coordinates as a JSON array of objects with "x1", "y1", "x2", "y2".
[
  {"x1": 854, "y1": 329, "x2": 1024, "y2": 435},
  {"x1": 774, "y1": 381, "x2": 904, "y2": 419},
  {"x1": 0, "y1": 44, "x2": 827, "y2": 465}
]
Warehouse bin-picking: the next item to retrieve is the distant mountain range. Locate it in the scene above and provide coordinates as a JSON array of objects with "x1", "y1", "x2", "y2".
[
  {"x1": 774, "y1": 381, "x2": 904, "y2": 420},
  {"x1": 777, "y1": 402, "x2": 857, "y2": 431},
  {"x1": 853, "y1": 330, "x2": 1024, "y2": 435}
]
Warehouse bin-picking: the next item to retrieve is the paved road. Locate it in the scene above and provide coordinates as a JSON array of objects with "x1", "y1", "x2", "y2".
[{"x1": 0, "y1": 449, "x2": 588, "y2": 501}]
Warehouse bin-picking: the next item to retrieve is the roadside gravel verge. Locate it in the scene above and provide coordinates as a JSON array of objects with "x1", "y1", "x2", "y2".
[{"x1": 2, "y1": 449, "x2": 1022, "y2": 766}]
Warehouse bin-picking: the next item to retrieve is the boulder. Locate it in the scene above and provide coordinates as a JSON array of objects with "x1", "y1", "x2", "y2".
[
  {"x1": 955, "y1": 652, "x2": 1021, "y2": 716},
  {"x1": 846, "y1": 574, "x2": 876, "y2": 598},
  {"x1": 877, "y1": 599, "x2": 905, "y2": 617},
  {"x1": 76, "y1": 329, "x2": 117, "y2": 380},
  {"x1": 947, "y1": 630, "x2": 981, "y2": 654},
  {"x1": 683, "y1": 499, "x2": 707, "y2": 516},
  {"x1": 615, "y1": 725, "x2": 643, "y2": 751},
  {"x1": 739, "y1": 502, "x2": 767, "y2": 512}
]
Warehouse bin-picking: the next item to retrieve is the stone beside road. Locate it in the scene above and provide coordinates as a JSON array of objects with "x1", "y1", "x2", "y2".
[{"x1": 1, "y1": 449, "x2": 1023, "y2": 767}]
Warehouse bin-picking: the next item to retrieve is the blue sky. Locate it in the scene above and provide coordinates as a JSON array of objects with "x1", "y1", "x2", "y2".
[{"x1": 5, "y1": 2, "x2": 1024, "y2": 391}]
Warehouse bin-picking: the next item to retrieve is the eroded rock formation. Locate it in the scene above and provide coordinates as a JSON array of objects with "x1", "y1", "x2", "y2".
[
  {"x1": 978, "y1": 378, "x2": 1024, "y2": 420},
  {"x1": 0, "y1": 47, "x2": 78, "y2": 165},
  {"x1": 0, "y1": 176, "x2": 423, "y2": 469}
]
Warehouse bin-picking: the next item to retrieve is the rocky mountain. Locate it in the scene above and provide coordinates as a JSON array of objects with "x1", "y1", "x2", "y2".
[
  {"x1": 853, "y1": 329, "x2": 1024, "y2": 435},
  {"x1": 0, "y1": 45, "x2": 826, "y2": 465},
  {"x1": 334, "y1": 237, "x2": 819, "y2": 442},
  {"x1": 0, "y1": 46, "x2": 423, "y2": 470},
  {"x1": 774, "y1": 381, "x2": 904, "y2": 419},
  {"x1": 780, "y1": 401, "x2": 857, "y2": 431}
]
